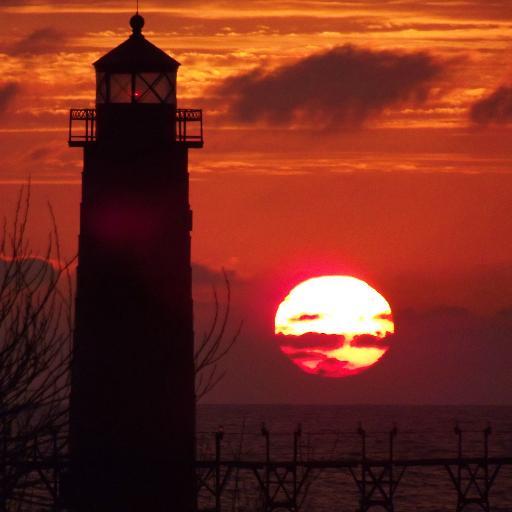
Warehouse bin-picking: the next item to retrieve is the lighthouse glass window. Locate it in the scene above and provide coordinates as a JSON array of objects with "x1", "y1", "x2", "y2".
[
  {"x1": 101, "y1": 72, "x2": 176, "y2": 104},
  {"x1": 109, "y1": 74, "x2": 132, "y2": 103},
  {"x1": 134, "y1": 73, "x2": 176, "y2": 104},
  {"x1": 96, "y1": 72, "x2": 107, "y2": 103}
]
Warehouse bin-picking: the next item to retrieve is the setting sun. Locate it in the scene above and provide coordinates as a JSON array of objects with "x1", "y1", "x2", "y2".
[{"x1": 275, "y1": 276, "x2": 394, "y2": 378}]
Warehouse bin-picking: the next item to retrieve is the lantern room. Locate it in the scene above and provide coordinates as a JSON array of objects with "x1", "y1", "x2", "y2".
[
  {"x1": 68, "y1": 13, "x2": 203, "y2": 148},
  {"x1": 94, "y1": 14, "x2": 179, "y2": 106}
]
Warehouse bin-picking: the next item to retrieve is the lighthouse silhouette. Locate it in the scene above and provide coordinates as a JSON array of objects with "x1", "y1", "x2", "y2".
[{"x1": 68, "y1": 12, "x2": 202, "y2": 512}]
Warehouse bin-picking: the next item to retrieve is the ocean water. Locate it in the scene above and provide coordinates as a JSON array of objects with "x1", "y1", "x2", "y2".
[{"x1": 197, "y1": 405, "x2": 512, "y2": 511}]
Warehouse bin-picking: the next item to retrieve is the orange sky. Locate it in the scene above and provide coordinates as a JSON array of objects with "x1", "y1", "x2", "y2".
[{"x1": 1, "y1": 0, "x2": 512, "y2": 403}]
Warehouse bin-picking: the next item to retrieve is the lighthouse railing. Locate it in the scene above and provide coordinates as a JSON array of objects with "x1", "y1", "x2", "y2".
[
  {"x1": 176, "y1": 109, "x2": 203, "y2": 147},
  {"x1": 68, "y1": 108, "x2": 203, "y2": 147},
  {"x1": 68, "y1": 109, "x2": 97, "y2": 147}
]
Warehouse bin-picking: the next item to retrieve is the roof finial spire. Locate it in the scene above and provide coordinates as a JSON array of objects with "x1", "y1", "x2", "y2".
[{"x1": 130, "y1": 2, "x2": 145, "y2": 37}]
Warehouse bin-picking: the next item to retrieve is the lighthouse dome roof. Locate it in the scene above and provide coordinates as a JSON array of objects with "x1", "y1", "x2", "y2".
[{"x1": 94, "y1": 14, "x2": 180, "y2": 73}]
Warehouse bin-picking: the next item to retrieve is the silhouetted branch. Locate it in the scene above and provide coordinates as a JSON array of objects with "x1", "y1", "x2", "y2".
[
  {"x1": 195, "y1": 269, "x2": 242, "y2": 401},
  {"x1": 0, "y1": 185, "x2": 74, "y2": 509}
]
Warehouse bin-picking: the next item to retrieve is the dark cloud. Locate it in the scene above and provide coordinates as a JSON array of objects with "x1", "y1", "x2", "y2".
[
  {"x1": 286, "y1": 350, "x2": 326, "y2": 362},
  {"x1": 27, "y1": 146, "x2": 53, "y2": 162},
  {"x1": 215, "y1": 45, "x2": 444, "y2": 127},
  {"x1": 290, "y1": 313, "x2": 321, "y2": 322},
  {"x1": 351, "y1": 333, "x2": 391, "y2": 349},
  {"x1": 0, "y1": 83, "x2": 19, "y2": 116},
  {"x1": 277, "y1": 332, "x2": 343, "y2": 351},
  {"x1": 210, "y1": 304, "x2": 512, "y2": 404},
  {"x1": 375, "y1": 312, "x2": 393, "y2": 321},
  {"x1": 0, "y1": 256, "x2": 59, "y2": 287},
  {"x1": 470, "y1": 86, "x2": 512, "y2": 125},
  {"x1": 8, "y1": 28, "x2": 67, "y2": 56},
  {"x1": 316, "y1": 358, "x2": 350, "y2": 377},
  {"x1": 192, "y1": 263, "x2": 237, "y2": 286}
]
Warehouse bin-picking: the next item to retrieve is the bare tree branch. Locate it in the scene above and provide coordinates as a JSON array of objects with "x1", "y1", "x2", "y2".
[
  {"x1": 195, "y1": 269, "x2": 242, "y2": 402},
  {"x1": 0, "y1": 185, "x2": 74, "y2": 509}
]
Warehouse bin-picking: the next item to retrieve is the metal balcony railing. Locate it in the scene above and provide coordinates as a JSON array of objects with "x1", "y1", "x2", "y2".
[
  {"x1": 176, "y1": 109, "x2": 203, "y2": 147},
  {"x1": 68, "y1": 109, "x2": 96, "y2": 146},
  {"x1": 68, "y1": 108, "x2": 203, "y2": 148}
]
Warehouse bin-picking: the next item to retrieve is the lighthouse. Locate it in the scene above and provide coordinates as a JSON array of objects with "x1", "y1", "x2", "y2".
[{"x1": 68, "y1": 13, "x2": 202, "y2": 511}]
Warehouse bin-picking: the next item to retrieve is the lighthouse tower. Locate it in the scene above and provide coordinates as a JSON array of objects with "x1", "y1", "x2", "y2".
[{"x1": 68, "y1": 13, "x2": 202, "y2": 512}]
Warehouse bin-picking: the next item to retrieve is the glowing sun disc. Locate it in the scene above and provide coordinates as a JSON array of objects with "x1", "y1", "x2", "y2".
[{"x1": 275, "y1": 276, "x2": 394, "y2": 378}]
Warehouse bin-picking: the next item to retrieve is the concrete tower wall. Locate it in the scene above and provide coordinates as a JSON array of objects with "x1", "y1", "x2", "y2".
[{"x1": 70, "y1": 140, "x2": 195, "y2": 511}]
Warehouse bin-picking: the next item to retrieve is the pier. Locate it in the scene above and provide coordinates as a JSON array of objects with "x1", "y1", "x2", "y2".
[
  {"x1": 3, "y1": 424, "x2": 511, "y2": 511},
  {"x1": 196, "y1": 425, "x2": 512, "y2": 512}
]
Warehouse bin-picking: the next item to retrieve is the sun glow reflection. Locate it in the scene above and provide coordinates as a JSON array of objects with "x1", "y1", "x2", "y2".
[{"x1": 275, "y1": 276, "x2": 394, "y2": 378}]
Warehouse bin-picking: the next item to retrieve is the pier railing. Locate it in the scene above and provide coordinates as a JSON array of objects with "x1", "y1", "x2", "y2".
[
  {"x1": 5, "y1": 425, "x2": 512, "y2": 511},
  {"x1": 0, "y1": 428, "x2": 68, "y2": 510},
  {"x1": 196, "y1": 424, "x2": 512, "y2": 512}
]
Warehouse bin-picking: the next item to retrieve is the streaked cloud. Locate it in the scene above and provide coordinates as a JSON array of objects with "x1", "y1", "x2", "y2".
[
  {"x1": 470, "y1": 86, "x2": 512, "y2": 125},
  {"x1": 0, "y1": 83, "x2": 20, "y2": 116},
  {"x1": 216, "y1": 45, "x2": 445, "y2": 127},
  {"x1": 8, "y1": 27, "x2": 68, "y2": 56},
  {"x1": 0, "y1": 0, "x2": 511, "y2": 164}
]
